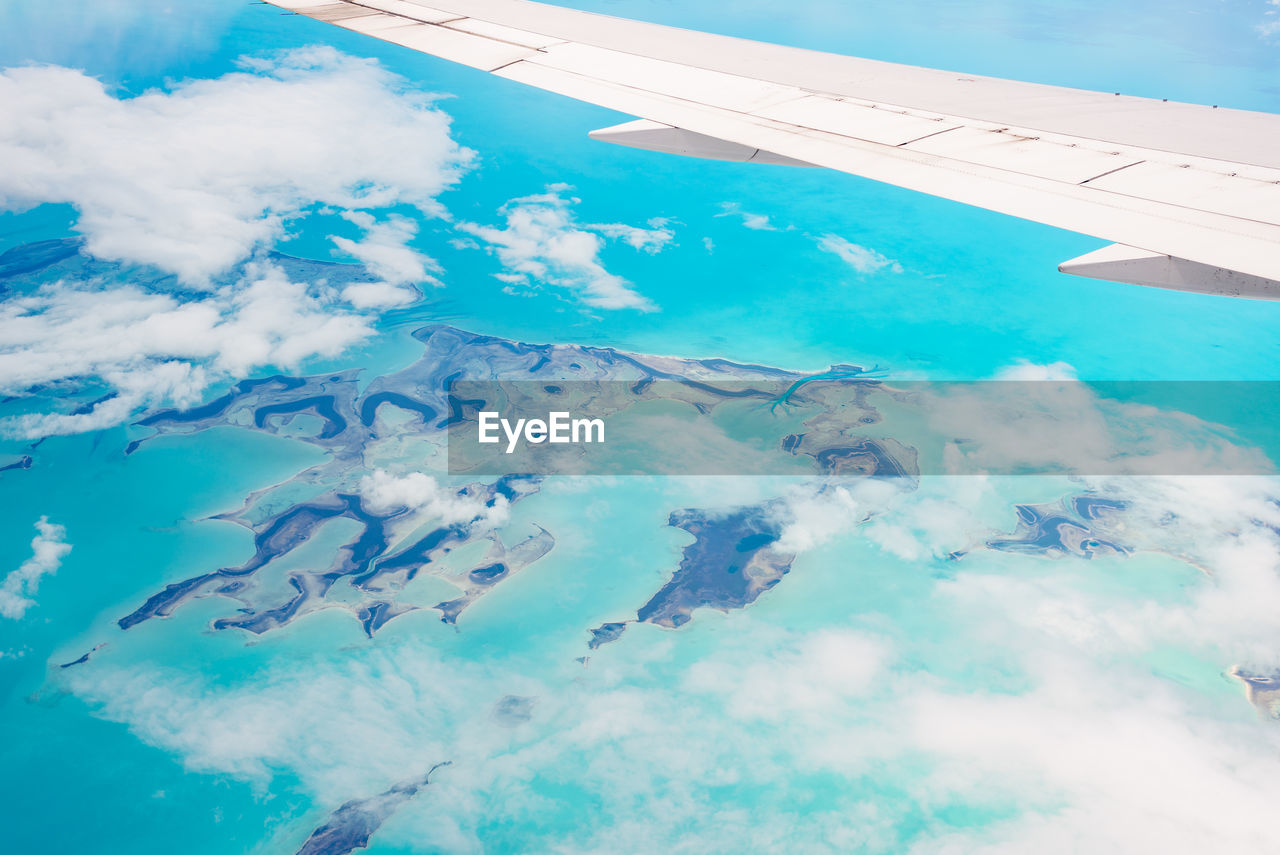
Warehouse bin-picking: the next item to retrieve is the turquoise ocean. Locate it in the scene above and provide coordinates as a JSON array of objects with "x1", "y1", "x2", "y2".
[{"x1": 2, "y1": 1, "x2": 1280, "y2": 852}]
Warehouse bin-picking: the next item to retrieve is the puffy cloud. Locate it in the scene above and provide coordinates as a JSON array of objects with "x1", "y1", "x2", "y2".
[
  {"x1": 331, "y1": 211, "x2": 439, "y2": 306},
  {"x1": 816, "y1": 233, "x2": 903, "y2": 275},
  {"x1": 65, "y1": 618, "x2": 896, "y2": 844},
  {"x1": 993, "y1": 359, "x2": 1078, "y2": 381},
  {"x1": 684, "y1": 628, "x2": 892, "y2": 722},
  {"x1": 458, "y1": 186, "x2": 666, "y2": 310},
  {"x1": 339, "y1": 280, "x2": 419, "y2": 311},
  {"x1": 862, "y1": 473, "x2": 1280, "y2": 663},
  {"x1": 359, "y1": 470, "x2": 509, "y2": 529},
  {"x1": 588, "y1": 217, "x2": 675, "y2": 254},
  {"x1": 0, "y1": 47, "x2": 472, "y2": 284},
  {"x1": 765, "y1": 475, "x2": 1280, "y2": 851},
  {"x1": 968, "y1": 475, "x2": 1280, "y2": 665},
  {"x1": 716, "y1": 206, "x2": 900, "y2": 277},
  {"x1": 0, "y1": 262, "x2": 375, "y2": 437},
  {"x1": 1260, "y1": 0, "x2": 1280, "y2": 38},
  {"x1": 863, "y1": 476, "x2": 998, "y2": 561},
  {"x1": 62, "y1": 503, "x2": 1280, "y2": 855},
  {"x1": 0, "y1": 48, "x2": 477, "y2": 436},
  {"x1": 65, "y1": 648, "x2": 494, "y2": 803},
  {"x1": 902, "y1": 654, "x2": 1280, "y2": 854},
  {"x1": 773, "y1": 477, "x2": 905, "y2": 552},
  {"x1": 716, "y1": 201, "x2": 779, "y2": 231},
  {"x1": 813, "y1": 477, "x2": 1280, "y2": 855},
  {"x1": 890, "y1": 478, "x2": 1280, "y2": 852},
  {"x1": 0, "y1": 517, "x2": 71, "y2": 619}
]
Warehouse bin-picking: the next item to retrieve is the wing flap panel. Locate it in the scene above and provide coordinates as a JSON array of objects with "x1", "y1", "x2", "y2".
[
  {"x1": 307, "y1": 5, "x2": 387, "y2": 22},
  {"x1": 351, "y1": 19, "x2": 539, "y2": 69},
  {"x1": 262, "y1": 0, "x2": 1280, "y2": 294},
  {"x1": 525, "y1": 43, "x2": 802, "y2": 114},
  {"x1": 346, "y1": 0, "x2": 462, "y2": 22},
  {"x1": 1084, "y1": 162, "x2": 1280, "y2": 225},
  {"x1": 752, "y1": 95, "x2": 960, "y2": 146},
  {"x1": 493, "y1": 57, "x2": 1280, "y2": 281},
  {"x1": 442, "y1": 17, "x2": 565, "y2": 48},
  {"x1": 902, "y1": 126, "x2": 1145, "y2": 185}
]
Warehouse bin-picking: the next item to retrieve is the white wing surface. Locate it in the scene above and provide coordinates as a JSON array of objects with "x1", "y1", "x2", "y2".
[{"x1": 265, "y1": 0, "x2": 1280, "y2": 298}]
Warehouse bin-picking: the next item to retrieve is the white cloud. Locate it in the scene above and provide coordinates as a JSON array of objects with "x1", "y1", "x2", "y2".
[
  {"x1": 0, "y1": 517, "x2": 71, "y2": 619},
  {"x1": 851, "y1": 474, "x2": 1280, "y2": 666},
  {"x1": 0, "y1": 48, "x2": 472, "y2": 284},
  {"x1": 716, "y1": 201, "x2": 778, "y2": 231},
  {"x1": 0, "y1": 262, "x2": 376, "y2": 437},
  {"x1": 863, "y1": 476, "x2": 998, "y2": 561},
  {"x1": 902, "y1": 654, "x2": 1280, "y2": 855},
  {"x1": 331, "y1": 211, "x2": 439, "y2": 306},
  {"x1": 588, "y1": 217, "x2": 675, "y2": 254},
  {"x1": 773, "y1": 478, "x2": 904, "y2": 552},
  {"x1": 892, "y1": 478, "x2": 1280, "y2": 850},
  {"x1": 586, "y1": 223, "x2": 672, "y2": 254},
  {"x1": 66, "y1": 649, "x2": 491, "y2": 803},
  {"x1": 684, "y1": 628, "x2": 892, "y2": 723},
  {"x1": 994, "y1": 475, "x2": 1280, "y2": 664},
  {"x1": 993, "y1": 359, "x2": 1078, "y2": 381},
  {"x1": 340, "y1": 280, "x2": 419, "y2": 310},
  {"x1": 816, "y1": 233, "x2": 903, "y2": 275},
  {"x1": 1260, "y1": 0, "x2": 1280, "y2": 38},
  {"x1": 359, "y1": 470, "x2": 509, "y2": 530},
  {"x1": 63, "y1": 512, "x2": 1280, "y2": 855},
  {"x1": 851, "y1": 478, "x2": 1280, "y2": 855},
  {"x1": 65, "y1": 619, "x2": 897, "y2": 843},
  {"x1": 0, "y1": 48, "x2": 476, "y2": 436},
  {"x1": 457, "y1": 185, "x2": 665, "y2": 310}
]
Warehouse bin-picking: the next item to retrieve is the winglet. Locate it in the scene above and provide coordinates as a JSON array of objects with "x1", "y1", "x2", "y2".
[
  {"x1": 1059, "y1": 244, "x2": 1280, "y2": 299},
  {"x1": 588, "y1": 119, "x2": 815, "y2": 167}
]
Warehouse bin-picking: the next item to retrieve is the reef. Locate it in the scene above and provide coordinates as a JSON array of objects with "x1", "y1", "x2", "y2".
[
  {"x1": 587, "y1": 622, "x2": 628, "y2": 650},
  {"x1": 57, "y1": 643, "x2": 105, "y2": 670},
  {"x1": 0, "y1": 246, "x2": 1130, "y2": 647},
  {"x1": 492, "y1": 695, "x2": 535, "y2": 726},
  {"x1": 116, "y1": 476, "x2": 543, "y2": 635},
  {"x1": 113, "y1": 319, "x2": 913, "y2": 639},
  {"x1": 0, "y1": 455, "x2": 32, "y2": 474},
  {"x1": 2, "y1": 243, "x2": 921, "y2": 641},
  {"x1": 587, "y1": 501, "x2": 795, "y2": 647},
  {"x1": 985, "y1": 495, "x2": 1131, "y2": 559},
  {"x1": 1230, "y1": 668, "x2": 1280, "y2": 719},
  {"x1": 434, "y1": 526, "x2": 554, "y2": 625},
  {"x1": 638, "y1": 504, "x2": 794, "y2": 628},
  {"x1": 0, "y1": 238, "x2": 85, "y2": 280},
  {"x1": 294, "y1": 762, "x2": 450, "y2": 855}
]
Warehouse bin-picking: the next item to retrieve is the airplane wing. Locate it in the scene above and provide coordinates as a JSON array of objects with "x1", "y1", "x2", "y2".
[{"x1": 265, "y1": 0, "x2": 1280, "y2": 298}]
